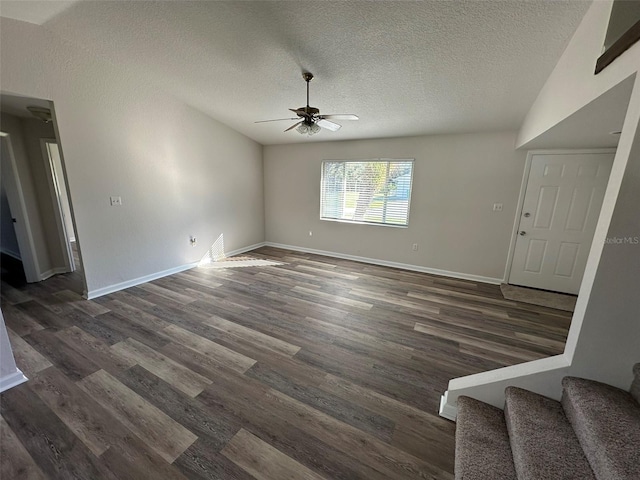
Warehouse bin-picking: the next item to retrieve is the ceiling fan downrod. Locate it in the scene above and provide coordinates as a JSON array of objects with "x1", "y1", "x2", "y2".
[{"x1": 303, "y1": 72, "x2": 313, "y2": 115}]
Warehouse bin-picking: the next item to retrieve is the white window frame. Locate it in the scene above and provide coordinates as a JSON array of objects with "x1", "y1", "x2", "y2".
[{"x1": 319, "y1": 158, "x2": 415, "y2": 227}]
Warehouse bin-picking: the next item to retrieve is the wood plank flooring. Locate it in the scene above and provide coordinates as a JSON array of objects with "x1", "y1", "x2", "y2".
[{"x1": 0, "y1": 246, "x2": 572, "y2": 479}]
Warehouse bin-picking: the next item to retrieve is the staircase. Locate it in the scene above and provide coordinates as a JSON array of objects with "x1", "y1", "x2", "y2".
[{"x1": 455, "y1": 363, "x2": 640, "y2": 479}]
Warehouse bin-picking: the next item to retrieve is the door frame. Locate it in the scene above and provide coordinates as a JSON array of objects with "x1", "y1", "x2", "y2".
[
  {"x1": 503, "y1": 148, "x2": 617, "y2": 288},
  {"x1": 0, "y1": 132, "x2": 41, "y2": 282},
  {"x1": 40, "y1": 138, "x2": 75, "y2": 273}
]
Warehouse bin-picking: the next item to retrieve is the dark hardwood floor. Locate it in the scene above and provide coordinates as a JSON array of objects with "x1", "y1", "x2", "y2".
[{"x1": 0, "y1": 246, "x2": 572, "y2": 479}]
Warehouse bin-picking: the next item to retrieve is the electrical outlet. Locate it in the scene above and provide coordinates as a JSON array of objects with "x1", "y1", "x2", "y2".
[
  {"x1": 110, "y1": 196, "x2": 122, "y2": 206},
  {"x1": 493, "y1": 203, "x2": 503, "y2": 212},
  {"x1": 190, "y1": 236, "x2": 197, "y2": 247},
  {"x1": 412, "y1": 243, "x2": 418, "y2": 251}
]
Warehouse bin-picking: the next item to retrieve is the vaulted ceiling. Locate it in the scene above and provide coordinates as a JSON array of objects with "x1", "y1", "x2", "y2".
[{"x1": 1, "y1": 1, "x2": 591, "y2": 145}]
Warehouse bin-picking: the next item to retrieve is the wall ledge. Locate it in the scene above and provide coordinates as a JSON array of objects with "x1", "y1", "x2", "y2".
[
  {"x1": 447, "y1": 354, "x2": 570, "y2": 391},
  {"x1": 440, "y1": 354, "x2": 572, "y2": 419}
]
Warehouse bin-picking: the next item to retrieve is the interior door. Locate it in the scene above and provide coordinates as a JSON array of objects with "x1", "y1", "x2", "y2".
[
  {"x1": 0, "y1": 134, "x2": 40, "y2": 282},
  {"x1": 509, "y1": 152, "x2": 614, "y2": 295},
  {"x1": 42, "y1": 140, "x2": 75, "y2": 272}
]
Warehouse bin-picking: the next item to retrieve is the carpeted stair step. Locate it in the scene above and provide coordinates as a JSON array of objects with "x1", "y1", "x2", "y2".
[
  {"x1": 630, "y1": 363, "x2": 640, "y2": 404},
  {"x1": 455, "y1": 396, "x2": 517, "y2": 480},
  {"x1": 504, "y1": 386, "x2": 595, "y2": 480},
  {"x1": 562, "y1": 376, "x2": 640, "y2": 480}
]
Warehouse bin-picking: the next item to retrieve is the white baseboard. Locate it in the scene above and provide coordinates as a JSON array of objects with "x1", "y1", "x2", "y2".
[
  {"x1": 0, "y1": 249, "x2": 22, "y2": 260},
  {"x1": 0, "y1": 369, "x2": 28, "y2": 393},
  {"x1": 439, "y1": 391, "x2": 458, "y2": 421},
  {"x1": 263, "y1": 242, "x2": 503, "y2": 285},
  {"x1": 86, "y1": 262, "x2": 199, "y2": 299},
  {"x1": 85, "y1": 242, "x2": 268, "y2": 300},
  {"x1": 224, "y1": 242, "x2": 267, "y2": 258},
  {"x1": 40, "y1": 266, "x2": 70, "y2": 281},
  {"x1": 84, "y1": 239, "x2": 499, "y2": 300}
]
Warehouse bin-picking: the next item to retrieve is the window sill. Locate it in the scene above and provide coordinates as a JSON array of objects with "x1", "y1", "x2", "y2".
[{"x1": 320, "y1": 217, "x2": 409, "y2": 228}]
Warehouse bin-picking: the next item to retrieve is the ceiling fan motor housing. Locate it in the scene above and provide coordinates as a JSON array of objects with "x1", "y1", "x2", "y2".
[{"x1": 297, "y1": 106, "x2": 319, "y2": 121}]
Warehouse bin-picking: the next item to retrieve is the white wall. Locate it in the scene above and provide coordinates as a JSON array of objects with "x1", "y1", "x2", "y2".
[
  {"x1": 0, "y1": 17, "x2": 265, "y2": 297},
  {"x1": 264, "y1": 132, "x2": 525, "y2": 282},
  {"x1": 569, "y1": 83, "x2": 640, "y2": 386},
  {"x1": 441, "y1": 0, "x2": 640, "y2": 417},
  {"x1": 517, "y1": 1, "x2": 640, "y2": 148},
  {"x1": 0, "y1": 309, "x2": 28, "y2": 392}
]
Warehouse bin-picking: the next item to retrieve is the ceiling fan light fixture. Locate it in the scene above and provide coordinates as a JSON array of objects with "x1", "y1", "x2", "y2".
[{"x1": 296, "y1": 122, "x2": 321, "y2": 136}]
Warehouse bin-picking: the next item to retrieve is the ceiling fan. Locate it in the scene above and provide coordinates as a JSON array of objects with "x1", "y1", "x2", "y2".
[{"x1": 256, "y1": 72, "x2": 359, "y2": 135}]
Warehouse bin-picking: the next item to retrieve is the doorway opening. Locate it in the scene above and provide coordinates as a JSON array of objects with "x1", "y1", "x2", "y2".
[{"x1": 0, "y1": 93, "x2": 86, "y2": 295}]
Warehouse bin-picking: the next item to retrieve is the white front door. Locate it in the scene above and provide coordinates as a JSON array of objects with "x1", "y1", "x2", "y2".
[{"x1": 509, "y1": 152, "x2": 614, "y2": 295}]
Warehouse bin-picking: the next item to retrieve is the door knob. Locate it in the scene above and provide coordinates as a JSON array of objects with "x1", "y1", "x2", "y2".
[
  {"x1": 523, "y1": 212, "x2": 531, "y2": 218},
  {"x1": 519, "y1": 231, "x2": 527, "y2": 236}
]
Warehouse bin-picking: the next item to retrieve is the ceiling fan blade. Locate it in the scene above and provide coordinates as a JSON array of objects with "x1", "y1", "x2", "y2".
[
  {"x1": 284, "y1": 121, "x2": 303, "y2": 132},
  {"x1": 317, "y1": 119, "x2": 341, "y2": 131},
  {"x1": 255, "y1": 118, "x2": 299, "y2": 123},
  {"x1": 319, "y1": 114, "x2": 359, "y2": 121}
]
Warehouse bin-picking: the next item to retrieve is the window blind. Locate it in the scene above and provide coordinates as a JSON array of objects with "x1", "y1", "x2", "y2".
[{"x1": 320, "y1": 159, "x2": 414, "y2": 226}]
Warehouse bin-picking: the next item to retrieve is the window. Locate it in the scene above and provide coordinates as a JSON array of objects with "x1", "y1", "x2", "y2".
[{"x1": 320, "y1": 159, "x2": 414, "y2": 226}]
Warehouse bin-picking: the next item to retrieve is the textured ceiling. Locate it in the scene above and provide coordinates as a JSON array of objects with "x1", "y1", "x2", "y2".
[{"x1": 4, "y1": 1, "x2": 591, "y2": 145}]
